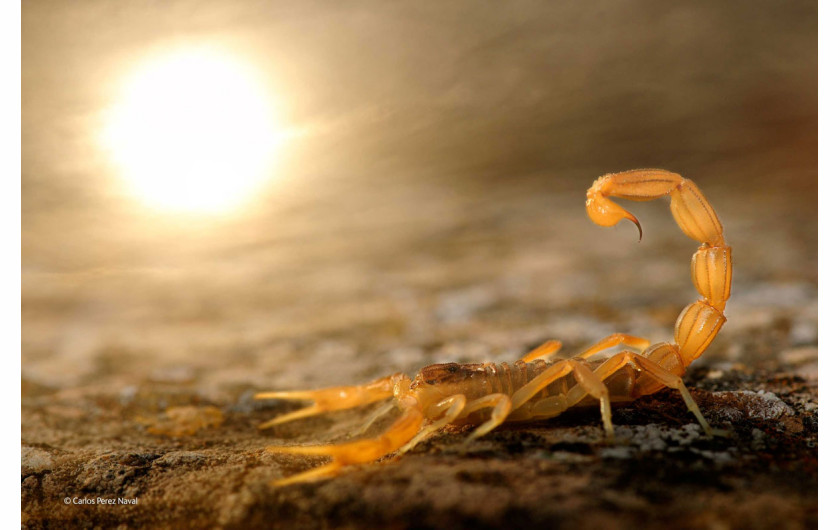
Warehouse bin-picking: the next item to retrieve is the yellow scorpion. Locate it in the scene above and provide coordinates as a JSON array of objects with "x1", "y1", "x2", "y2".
[{"x1": 256, "y1": 169, "x2": 732, "y2": 486}]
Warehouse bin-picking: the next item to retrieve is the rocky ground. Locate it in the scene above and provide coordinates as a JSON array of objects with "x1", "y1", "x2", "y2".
[{"x1": 22, "y1": 167, "x2": 817, "y2": 529}]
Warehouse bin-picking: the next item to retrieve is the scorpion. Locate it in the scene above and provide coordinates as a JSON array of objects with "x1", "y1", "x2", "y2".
[{"x1": 256, "y1": 169, "x2": 732, "y2": 486}]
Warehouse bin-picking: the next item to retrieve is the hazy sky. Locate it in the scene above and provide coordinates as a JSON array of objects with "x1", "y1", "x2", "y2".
[{"x1": 22, "y1": 0, "x2": 816, "y2": 272}]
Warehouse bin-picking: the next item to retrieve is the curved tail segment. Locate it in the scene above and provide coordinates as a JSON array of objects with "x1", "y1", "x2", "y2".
[{"x1": 586, "y1": 169, "x2": 731, "y2": 366}]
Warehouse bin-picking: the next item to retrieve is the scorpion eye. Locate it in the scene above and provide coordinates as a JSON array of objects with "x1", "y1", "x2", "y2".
[{"x1": 446, "y1": 365, "x2": 459, "y2": 373}]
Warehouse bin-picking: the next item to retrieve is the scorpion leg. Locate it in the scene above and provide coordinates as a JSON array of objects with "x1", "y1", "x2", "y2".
[
  {"x1": 267, "y1": 408, "x2": 425, "y2": 487},
  {"x1": 520, "y1": 340, "x2": 563, "y2": 362},
  {"x1": 460, "y1": 394, "x2": 513, "y2": 441},
  {"x1": 562, "y1": 361, "x2": 615, "y2": 440},
  {"x1": 593, "y1": 351, "x2": 723, "y2": 436},
  {"x1": 255, "y1": 374, "x2": 401, "y2": 429},
  {"x1": 396, "y1": 394, "x2": 467, "y2": 455},
  {"x1": 510, "y1": 360, "x2": 574, "y2": 409},
  {"x1": 510, "y1": 360, "x2": 615, "y2": 440},
  {"x1": 576, "y1": 333, "x2": 650, "y2": 360}
]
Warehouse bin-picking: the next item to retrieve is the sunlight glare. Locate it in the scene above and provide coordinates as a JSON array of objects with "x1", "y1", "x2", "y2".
[{"x1": 102, "y1": 48, "x2": 284, "y2": 213}]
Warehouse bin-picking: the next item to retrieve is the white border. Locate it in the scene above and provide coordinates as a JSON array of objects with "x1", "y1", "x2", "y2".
[
  {"x1": 10, "y1": 0, "x2": 22, "y2": 526},
  {"x1": 818, "y1": 0, "x2": 831, "y2": 527}
]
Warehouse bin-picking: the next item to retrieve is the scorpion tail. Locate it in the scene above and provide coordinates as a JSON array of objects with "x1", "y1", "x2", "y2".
[
  {"x1": 586, "y1": 169, "x2": 731, "y2": 367},
  {"x1": 267, "y1": 407, "x2": 424, "y2": 486}
]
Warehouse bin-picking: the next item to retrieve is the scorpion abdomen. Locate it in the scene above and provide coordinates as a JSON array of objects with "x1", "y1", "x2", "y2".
[{"x1": 413, "y1": 359, "x2": 575, "y2": 403}]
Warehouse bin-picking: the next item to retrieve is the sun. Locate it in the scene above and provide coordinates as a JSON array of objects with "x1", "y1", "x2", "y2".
[{"x1": 102, "y1": 47, "x2": 284, "y2": 213}]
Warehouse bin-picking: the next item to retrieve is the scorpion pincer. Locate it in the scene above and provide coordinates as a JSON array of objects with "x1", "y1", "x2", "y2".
[{"x1": 256, "y1": 169, "x2": 732, "y2": 486}]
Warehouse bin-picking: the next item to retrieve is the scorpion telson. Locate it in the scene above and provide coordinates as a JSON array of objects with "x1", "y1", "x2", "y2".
[{"x1": 256, "y1": 169, "x2": 732, "y2": 486}]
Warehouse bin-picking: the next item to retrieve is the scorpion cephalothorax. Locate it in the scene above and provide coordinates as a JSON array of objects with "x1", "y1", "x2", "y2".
[{"x1": 256, "y1": 169, "x2": 732, "y2": 486}]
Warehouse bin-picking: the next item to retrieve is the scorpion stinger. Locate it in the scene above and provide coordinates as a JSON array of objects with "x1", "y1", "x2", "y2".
[{"x1": 258, "y1": 169, "x2": 732, "y2": 486}]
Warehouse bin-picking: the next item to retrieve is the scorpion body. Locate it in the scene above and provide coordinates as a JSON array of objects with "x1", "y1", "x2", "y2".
[{"x1": 257, "y1": 169, "x2": 731, "y2": 486}]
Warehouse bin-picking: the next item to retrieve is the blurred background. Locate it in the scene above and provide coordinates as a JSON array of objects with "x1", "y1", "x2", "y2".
[
  {"x1": 21, "y1": 1, "x2": 817, "y2": 527},
  {"x1": 22, "y1": 0, "x2": 816, "y2": 398}
]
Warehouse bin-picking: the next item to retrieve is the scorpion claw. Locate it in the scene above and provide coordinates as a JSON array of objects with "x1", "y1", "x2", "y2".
[
  {"x1": 267, "y1": 444, "x2": 335, "y2": 456},
  {"x1": 271, "y1": 462, "x2": 343, "y2": 487},
  {"x1": 259, "y1": 406, "x2": 322, "y2": 429},
  {"x1": 266, "y1": 409, "x2": 425, "y2": 486},
  {"x1": 256, "y1": 376, "x2": 400, "y2": 429}
]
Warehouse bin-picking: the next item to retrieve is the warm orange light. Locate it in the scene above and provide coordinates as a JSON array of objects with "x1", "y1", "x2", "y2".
[{"x1": 101, "y1": 47, "x2": 284, "y2": 213}]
